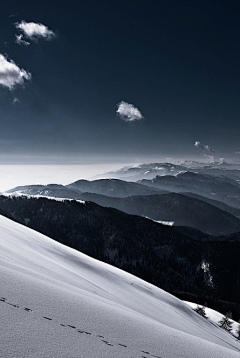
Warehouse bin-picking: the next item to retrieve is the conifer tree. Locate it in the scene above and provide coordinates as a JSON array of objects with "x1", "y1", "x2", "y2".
[
  {"x1": 236, "y1": 324, "x2": 240, "y2": 340},
  {"x1": 218, "y1": 315, "x2": 233, "y2": 332},
  {"x1": 193, "y1": 305, "x2": 207, "y2": 319}
]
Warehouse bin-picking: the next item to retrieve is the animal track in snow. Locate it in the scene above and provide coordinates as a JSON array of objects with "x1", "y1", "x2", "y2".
[{"x1": 0, "y1": 295, "x2": 164, "y2": 357}]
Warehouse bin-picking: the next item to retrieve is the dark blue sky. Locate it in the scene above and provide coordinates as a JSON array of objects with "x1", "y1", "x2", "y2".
[{"x1": 0, "y1": 0, "x2": 240, "y2": 164}]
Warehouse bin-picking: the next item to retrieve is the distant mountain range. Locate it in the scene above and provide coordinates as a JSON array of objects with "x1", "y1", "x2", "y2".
[
  {"x1": 183, "y1": 192, "x2": 240, "y2": 217},
  {"x1": 0, "y1": 194, "x2": 240, "y2": 317},
  {"x1": 7, "y1": 179, "x2": 168, "y2": 198},
  {"x1": 6, "y1": 175, "x2": 240, "y2": 235},
  {"x1": 67, "y1": 178, "x2": 169, "y2": 197},
  {"x1": 93, "y1": 161, "x2": 240, "y2": 181},
  {"x1": 140, "y1": 171, "x2": 240, "y2": 209}
]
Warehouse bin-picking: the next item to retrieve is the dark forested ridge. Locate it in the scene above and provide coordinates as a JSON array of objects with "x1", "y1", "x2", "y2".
[
  {"x1": 78, "y1": 192, "x2": 240, "y2": 236},
  {"x1": 0, "y1": 195, "x2": 240, "y2": 318},
  {"x1": 7, "y1": 184, "x2": 240, "y2": 235}
]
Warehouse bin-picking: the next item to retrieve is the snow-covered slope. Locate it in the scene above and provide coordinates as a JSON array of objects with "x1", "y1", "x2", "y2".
[
  {"x1": 0, "y1": 215, "x2": 240, "y2": 357},
  {"x1": 185, "y1": 302, "x2": 240, "y2": 338}
]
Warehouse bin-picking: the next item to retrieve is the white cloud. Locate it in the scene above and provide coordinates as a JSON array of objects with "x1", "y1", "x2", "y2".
[
  {"x1": 235, "y1": 151, "x2": 240, "y2": 154},
  {"x1": 194, "y1": 141, "x2": 204, "y2": 149},
  {"x1": 15, "y1": 21, "x2": 56, "y2": 42},
  {"x1": 15, "y1": 34, "x2": 30, "y2": 46},
  {"x1": 0, "y1": 53, "x2": 31, "y2": 90},
  {"x1": 116, "y1": 101, "x2": 143, "y2": 122}
]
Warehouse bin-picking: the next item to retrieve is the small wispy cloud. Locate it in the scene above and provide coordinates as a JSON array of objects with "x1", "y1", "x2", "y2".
[
  {"x1": 194, "y1": 141, "x2": 215, "y2": 152},
  {"x1": 203, "y1": 144, "x2": 215, "y2": 152},
  {"x1": 9, "y1": 13, "x2": 18, "y2": 18},
  {"x1": 15, "y1": 34, "x2": 30, "y2": 46},
  {"x1": 116, "y1": 101, "x2": 144, "y2": 122},
  {"x1": 235, "y1": 151, "x2": 240, "y2": 154},
  {"x1": 15, "y1": 21, "x2": 56, "y2": 44},
  {"x1": 0, "y1": 53, "x2": 31, "y2": 90},
  {"x1": 13, "y1": 97, "x2": 20, "y2": 105}
]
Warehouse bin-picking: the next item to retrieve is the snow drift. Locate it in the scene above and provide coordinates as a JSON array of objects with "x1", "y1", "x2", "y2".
[{"x1": 0, "y1": 215, "x2": 239, "y2": 357}]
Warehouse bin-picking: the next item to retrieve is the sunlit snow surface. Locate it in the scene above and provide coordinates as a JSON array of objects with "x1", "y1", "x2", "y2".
[
  {"x1": 144, "y1": 216, "x2": 174, "y2": 226},
  {"x1": 0, "y1": 215, "x2": 240, "y2": 357},
  {"x1": 185, "y1": 302, "x2": 240, "y2": 337},
  {"x1": 3, "y1": 191, "x2": 85, "y2": 204}
]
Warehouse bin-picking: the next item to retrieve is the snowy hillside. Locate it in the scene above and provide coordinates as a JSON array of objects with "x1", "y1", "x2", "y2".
[
  {"x1": 0, "y1": 215, "x2": 240, "y2": 357},
  {"x1": 185, "y1": 302, "x2": 240, "y2": 338}
]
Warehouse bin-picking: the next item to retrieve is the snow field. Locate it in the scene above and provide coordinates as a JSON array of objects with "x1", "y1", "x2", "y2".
[{"x1": 0, "y1": 215, "x2": 240, "y2": 357}]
